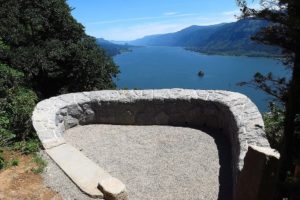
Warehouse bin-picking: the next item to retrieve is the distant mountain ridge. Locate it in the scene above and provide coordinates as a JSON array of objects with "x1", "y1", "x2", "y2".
[{"x1": 129, "y1": 19, "x2": 281, "y2": 57}]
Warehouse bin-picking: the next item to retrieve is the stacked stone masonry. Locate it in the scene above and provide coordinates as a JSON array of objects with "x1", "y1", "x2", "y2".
[{"x1": 32, "y1": 89, "x2": 270, "y2": 198}]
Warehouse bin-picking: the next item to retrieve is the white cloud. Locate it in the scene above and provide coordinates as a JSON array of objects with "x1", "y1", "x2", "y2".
[
  {"x1": 86, "y1": 9, "x2": 244, "y2": 40},
  {"x1": 87, "y1": 13, "x2": 237, "y2": 41},
  {"x1": 163, "y1": 12, "x2": 178, "y2": 16},
  {"x1": 89, "y1": 22, "x2": 185, "y2": 41},
  {"x1": 88, "y1": 13, "x2": 200, "y2": 25}
]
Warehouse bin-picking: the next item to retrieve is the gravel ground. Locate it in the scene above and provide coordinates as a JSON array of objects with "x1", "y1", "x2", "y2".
[
  {"x1": 41, "y1": 151, "x2": 94, "y2": 200},
  {"x1": 42, "y1": 125, "x2": 232, "y2": 200}
]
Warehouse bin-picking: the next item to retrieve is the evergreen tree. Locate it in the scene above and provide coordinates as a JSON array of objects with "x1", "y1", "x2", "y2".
[
  {"x1": 237, "y1": 0, "x2": 300, "y2": 198},
  {"x1": 0, "y1": 0, "x2": 119, "y2": 98},
  {"x1": 0, "y1": 39, "x2": 38, "y2": 145}
]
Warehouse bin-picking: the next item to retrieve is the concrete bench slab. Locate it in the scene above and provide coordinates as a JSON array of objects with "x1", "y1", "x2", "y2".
[{"x1": 46, "y1": 143, "x2": 126, "y2": 198}]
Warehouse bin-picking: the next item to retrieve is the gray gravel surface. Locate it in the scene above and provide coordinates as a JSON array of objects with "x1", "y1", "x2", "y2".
[
  {"x1": 41, "y1": 151, "x2": 95, "y2": 200},
  {"x1": 42, "y1": 125, "x2": 232, "y2": 200}
]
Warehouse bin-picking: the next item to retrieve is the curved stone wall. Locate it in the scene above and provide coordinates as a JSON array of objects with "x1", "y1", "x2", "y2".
[{"x1": 32, "y1": 89, "x2": 270, "y2": 196}]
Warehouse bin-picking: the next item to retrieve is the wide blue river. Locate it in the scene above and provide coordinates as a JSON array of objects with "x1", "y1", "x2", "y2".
[{"x1": 114, "y1": 46, "x2": 289, "y2": 112}]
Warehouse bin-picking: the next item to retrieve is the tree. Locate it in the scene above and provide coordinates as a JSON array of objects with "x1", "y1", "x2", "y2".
[
  {"x1": 0, "y1": 0, "x2": 119, "y2": 98},
  {"x1": 0, "y1": 40, "x2": 38, "y2": 145},
  {"x1": 237, "y1": 0, "x2": 300, "y2": 198}
]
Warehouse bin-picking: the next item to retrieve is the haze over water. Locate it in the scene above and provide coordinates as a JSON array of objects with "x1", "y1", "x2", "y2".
[{"x1": 114, "y1": 46, "x2": 288, "y2": 112}]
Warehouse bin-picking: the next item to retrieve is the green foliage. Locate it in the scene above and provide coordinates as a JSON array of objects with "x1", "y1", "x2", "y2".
[
  {"x1": 31, "y1": 154, "x2": 47, "y2": 174},
  {"x1": 0, "y1": 149, "x2": 4, "y2": 170},
  {"x1": 237, "y1": 0, "x2": 300, "y2": 198},
  {"x1": 10, "y1": 158, "x2": 19, "y2": 166},
  {"x1": 0, "y1": 0, "x2": 119, "y2": 98},
  {"x1": 263, "y1": 103, "x2": 285, "y2": 151},
  {"x1": 0, "y1": 41, "x2": 38, "y2": 147},
  {"x1": 0, "y1": 116, "x2": 15, "y2": 147},
  {"x1": 0, "y1": 0, "x2": 119, "y2": 173},
  {"x1": 0, "y1": 63, "x2": 24, "y2": 92},
  {"x1": 96, "y1": 38, "x2": 133, "y2": 56},
  {"x1": 13, "y1": 140, "x2": 40, "y2": 155},
  {"x1": 0, "y1": 63, "x2": 38, "y2": 142},
  {"x1": 238, "y1": 72, "x2": 289, "y2": 103}
]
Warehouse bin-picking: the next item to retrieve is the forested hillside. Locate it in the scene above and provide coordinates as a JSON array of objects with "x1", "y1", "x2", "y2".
[
  {"x1": 0, "y1": 0, "x2": 119, "y2": 167},
  {"x1": 0, "y1": 0, "x2": 119, "y2": 99},
  {"x1": 130, "y1": 19, "x2": 281, "y2": 56},
  {"x1": 96, "y1": 38, "x2": 133, "y2": 56}
]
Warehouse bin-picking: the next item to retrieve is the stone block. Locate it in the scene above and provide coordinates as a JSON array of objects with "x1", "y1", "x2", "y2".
[
  {"x1": 98, "y1": 177, "x2": 128, "y2": 200},
  {"x1": 235, "y1": 145, "x2": 280, "y2": 200}
]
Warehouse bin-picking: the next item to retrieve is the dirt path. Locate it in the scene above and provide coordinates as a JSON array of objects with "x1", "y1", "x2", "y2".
[{"x1": 0, "y1": 150, "x2": 61, "y2": 200}]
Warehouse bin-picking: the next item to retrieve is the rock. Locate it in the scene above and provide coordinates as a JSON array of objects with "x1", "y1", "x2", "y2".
[
  {"x1": 235, "y1": 145, "x2": 280, "y2": 200},
  {"x1": 198, "y1": 70, "x2": 205, "y2": 77},
  {"x1": 98, "y1": 177, "x2": 128, "y2": 200}
]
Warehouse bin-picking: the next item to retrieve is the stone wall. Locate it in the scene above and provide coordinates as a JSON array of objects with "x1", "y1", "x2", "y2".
[{"x1": 32, "y1": 89, "x2": 270, "y2": 194}]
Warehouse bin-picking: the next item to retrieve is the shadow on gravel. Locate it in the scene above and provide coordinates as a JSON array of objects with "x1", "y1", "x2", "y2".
[
  {"x1": 203, "y1": 128, "x2": 233, "y2": 200},
  {"x1": 182, "y1": 125, "x2": 233, "y2": 200}
]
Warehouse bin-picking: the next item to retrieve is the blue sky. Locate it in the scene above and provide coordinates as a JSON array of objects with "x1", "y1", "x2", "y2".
[{"x1": 67, "y1": 0, "x2": 259, "y2": 41}]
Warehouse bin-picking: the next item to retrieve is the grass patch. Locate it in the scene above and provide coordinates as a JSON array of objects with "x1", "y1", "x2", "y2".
[
  {"x1": 13, "y1": 139, "x2": 40, "y2": 155},
  {"x1": 0, "y1": 149, "x2": 4, "y2": 170},
  {"x1": 10, "y1": 158, "x2": 19, "y2": 166},
  {"x1": 31, "y1": 154, "x2": 47, "y2": 174}
]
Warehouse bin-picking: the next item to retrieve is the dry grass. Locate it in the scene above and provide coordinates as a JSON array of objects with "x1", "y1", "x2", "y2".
[{"x1": 0, "y1": 150, "x2": 62, "y2": 200}]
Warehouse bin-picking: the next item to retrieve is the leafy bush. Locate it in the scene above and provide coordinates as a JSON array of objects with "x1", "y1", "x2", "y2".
[
  {"x1": 0, "y1": 149, "x2": 4, "y2": 170},
  {"x1": 10, "y1": 158, "x2": 19, "y2": 166},
  {"x1": 0, "y1": 116, "x2": 15, "y2": 147},
  {"x1": 0, "y1": 0, "x2": 119, "y2": 98},
  {"x1": 31, "y1": 154, "x2": 47, "y2": 174},
  {"x1": 0, "y1": 63, "x2": 38, "y2": 142},
  {"x1": 0, "y1": 0, "x2": 120, "y2": 170},
  {"x1": 13, "y1": 140, "x2": 40, "y2": 155},
  {"x1": 263, "y1": 102, "x2": 285, "y2": 151}
]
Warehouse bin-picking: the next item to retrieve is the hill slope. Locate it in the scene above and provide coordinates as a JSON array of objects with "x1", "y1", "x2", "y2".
[
  {"x1": 129, "y1": 19, "x2": 280, "y2": 56},
  {"x1": 96, "y1": 38, "x2": 132, "y2": 56}
]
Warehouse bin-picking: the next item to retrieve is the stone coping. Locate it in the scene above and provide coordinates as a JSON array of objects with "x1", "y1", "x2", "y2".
[{"x1": 32, "y1": 89, "x2": 270, "y2": 198}]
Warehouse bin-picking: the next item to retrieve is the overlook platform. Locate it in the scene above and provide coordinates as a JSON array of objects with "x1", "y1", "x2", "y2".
[
  {"x1": 65, "y1": 125, "x2": 232, "y2": 199},
  {"x1": 32, "y1": 89, "x2": 270, "y2": 199}
]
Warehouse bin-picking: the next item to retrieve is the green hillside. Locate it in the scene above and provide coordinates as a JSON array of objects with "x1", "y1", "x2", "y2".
[
  {"x1": 96, "y1": 38, "x2": 133, "y2": 56},
  {"x1": 129, "y1": 19, "x2": 281, "y2": 57}
]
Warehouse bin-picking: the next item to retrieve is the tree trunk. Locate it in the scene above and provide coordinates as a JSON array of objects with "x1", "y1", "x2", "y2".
[{"x1": 277, "y1": 50, "x2": 300, "y2": 199}]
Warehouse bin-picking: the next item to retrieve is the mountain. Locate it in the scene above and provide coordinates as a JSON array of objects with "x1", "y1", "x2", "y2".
[
  {"x1": 96, "y1": 38, "x2": 133, "y2": 56},
  {"x1": 129, "y1": 19, "x2": 281, "y2": 57},
  {"x1": 130, "y1": 23, "x2": 225, "y2": 47}
]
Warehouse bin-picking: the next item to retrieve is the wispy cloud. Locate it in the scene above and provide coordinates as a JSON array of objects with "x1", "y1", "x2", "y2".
[
  {"x1": 87, "y1": 13, "x2": 237, "y2": 41},
  {"x1": 88, "y1": 13, "x2": 200, "y2": 25},
  {"x1": 89, "y1": 22, "x2": 187, "y2": 41},
  {"x1": 163, "y1": 12, "x2": 178, "y2": 16},
  {"x1": 86, "y1": 7, "x2": 244, "y2": 40}
]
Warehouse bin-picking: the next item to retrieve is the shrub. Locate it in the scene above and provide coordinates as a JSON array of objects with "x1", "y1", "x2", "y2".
[
  {"x1": 10, "y1": 158, "x2": 19, "y2": 166},
  {"x1": 0, "y1": 115, "x2": 15, "y2": 147},
  {"x1": 0, "y1": 0, "x2": 119, "y2": 98},
  {"x1": 31, "y1": 154, "x2": 47, "y2": 174},
  {"x1": 0, "y1": 149, "x2": 4, "y2": 170},
  {"x1": 0, "y1": 63, "x2": 38, "y2": 141},
  {"x1": 13, "y1": 140, "x2": 40, "y2": 155},
  {"x1": 263, "y1": 102, "x2": 285, "y2": 151}
]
